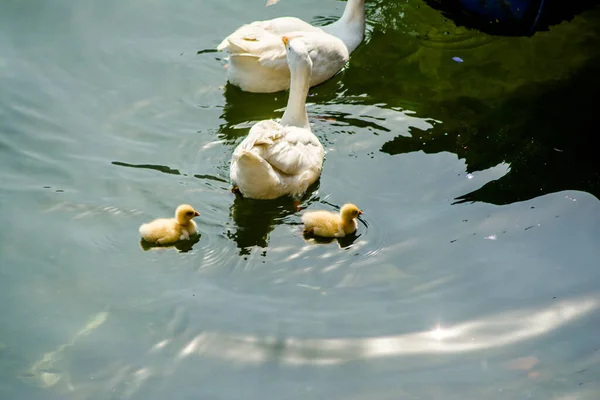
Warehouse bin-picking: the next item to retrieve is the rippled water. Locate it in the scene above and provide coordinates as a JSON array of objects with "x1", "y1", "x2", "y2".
[{"x1": 1, "y1": 0, "x2": 600, "y2": 399}]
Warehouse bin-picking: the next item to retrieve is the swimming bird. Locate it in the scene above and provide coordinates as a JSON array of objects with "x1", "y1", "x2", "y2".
[
  {"x1": 217, "y1": 0, "x2": 365, "y2": 93},
  {"x1": 302, "y1": 203, "x2": 363, "y2": 237},
  {"x1": 139, "y1": 204, "x2": 200, "y2": 245},
  {"x1": 229, "y1": 36, "x2": 324, "y2": 200}
]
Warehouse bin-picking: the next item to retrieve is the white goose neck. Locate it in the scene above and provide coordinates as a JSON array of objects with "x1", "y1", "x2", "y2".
[
  {"x1": 280, "y1": 63, "x2": 311, "y2": 129},
  {"x1": 323, "y1": 0, "x2": 365, "y2": 53}
]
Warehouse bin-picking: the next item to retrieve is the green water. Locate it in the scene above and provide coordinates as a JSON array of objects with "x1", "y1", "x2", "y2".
[{"x1": 1, "y1": 0, "x2": 600, "y2": 398}]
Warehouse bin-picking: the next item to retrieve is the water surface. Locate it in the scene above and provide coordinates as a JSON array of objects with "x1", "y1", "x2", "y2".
[{"x1": 1, "y1": 0, "x2": 600, "y2": 398}]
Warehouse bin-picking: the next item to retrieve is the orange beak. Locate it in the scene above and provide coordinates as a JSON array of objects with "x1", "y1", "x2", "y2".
[
  {"x1": 358, "y1": 210, "x2": 363, "y2": 215},
  {"x1": 282, "y1": 36, "x2": 290, "y2": 46},
  {"x1": 194, "y1": 211, "x2": 200, "y2": 217}
]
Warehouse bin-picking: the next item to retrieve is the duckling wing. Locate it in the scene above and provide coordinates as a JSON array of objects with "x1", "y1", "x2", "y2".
[
  {"x1": 302, "y1": 210, "x2": 342, "y2": 237},
  {"x1": 139, "y1": 218, "x2": 180, "y2": 244}
]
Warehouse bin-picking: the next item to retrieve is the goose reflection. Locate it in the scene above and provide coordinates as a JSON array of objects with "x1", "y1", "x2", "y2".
[{"x1": 227, "y1": 183, "x2": 320, "y2": 255}]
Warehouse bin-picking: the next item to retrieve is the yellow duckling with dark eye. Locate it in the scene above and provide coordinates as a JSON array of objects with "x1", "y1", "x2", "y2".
[
  {"x1": 302, "y1": 203, "x2": 363, "y2": 238},
  {"x1": 139, "y1": 204, "x2": 200, "y2": 245}
]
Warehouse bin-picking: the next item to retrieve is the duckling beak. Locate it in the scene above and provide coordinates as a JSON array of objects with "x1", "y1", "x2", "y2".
[
  {"x1": 282, "y1": 36, "x2": 290, "y2": 46},
  {"x1": 358, "y1": 210, "x2": 363, "y2": 215},
  {"x1": 194, "y1": 211, "x2": 200, "y2": 217}
]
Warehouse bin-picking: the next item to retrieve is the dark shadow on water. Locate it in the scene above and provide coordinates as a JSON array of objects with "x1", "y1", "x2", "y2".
[
  {"x1": 381, "y1": 54, "x2": 600, "y2": 205},
  {"x1": 113, "y1": 161, "x2": 228, "y2": 183},
  {"x1": 197, "y1": 48, "x2": 219, "y2": 55},
  {"x1": 227, "y1": 181, "x2": 320, "y2": 255},
  {"x1": 219, "y1": 76, "x2": 345, "y2": 143},
  {"x1": 452, "y1": 54, "x2": 600, "y2": 204},
  {"x1": 227, "y1": 196, "x2": 296, "y2": 256},
  {"x1": 219, "y1": 84, "x2": 287, "y2": 144},
  {"x1": 193, "y1": 174, "x2": 228, "y2": 183},
  {"x1": 324, "y1": 1, "x2": 600, "y2": 206},
  {"x1": 140, "y1": 234, "x2": 201, "y2": 253},
  {"x1": 112, "y1": 161, "x2": 181, "y2": 175},
  {"x1": 425, "y1": 0, "x2": 599, "y2": 36},
  {"x1": 303, "y1": 231, "x2": 361, "y2": 249}
]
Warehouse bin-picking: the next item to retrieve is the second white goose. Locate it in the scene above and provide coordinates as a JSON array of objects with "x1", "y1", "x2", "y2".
[{"x1": 217, "y1": 0, "x2": 366, "y2": 93}]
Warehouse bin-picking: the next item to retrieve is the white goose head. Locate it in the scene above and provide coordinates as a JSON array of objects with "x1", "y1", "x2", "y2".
[{"x1": 283, "y1": 35, "x2": 313, "y2": 80}]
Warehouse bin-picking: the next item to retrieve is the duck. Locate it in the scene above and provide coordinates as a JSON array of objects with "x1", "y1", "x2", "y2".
[
  {"x1": 139, "y1": 204, "x2": 200, "y2": 245},
  {"x1": 302, "y1": 203, "x2": 363, "y2": 237},
  {"x1": 217, "y1": 0, "x2": 366, "y2": 93},
  {"x1": 229, "y1": 36, "x2": 324, "y2": 200}
]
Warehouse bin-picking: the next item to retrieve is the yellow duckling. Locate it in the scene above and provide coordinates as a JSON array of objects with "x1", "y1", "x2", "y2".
[
  {"x1": 302, "y1": 203, "x2": 363, "y2": 238},
  {"x1": 139, "y1": 204, "x2": 200, "y2": 245}
]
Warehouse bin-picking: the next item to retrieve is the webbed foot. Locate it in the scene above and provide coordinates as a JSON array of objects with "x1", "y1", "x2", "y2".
[{"x1": 293, "y1": 200, "x2": 304, "y2": 212}]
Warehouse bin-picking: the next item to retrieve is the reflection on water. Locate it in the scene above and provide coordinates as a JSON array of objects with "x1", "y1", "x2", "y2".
[
  {"x1": 381, "y1": 54, "x2": 600, "y2": 205},
  {"x1": 345, "y1": 0, "x2": 600, "y2": 205},
  {"x1": 112, "y1": 161, "x2": 182, "y2": 176},
  {"x1": 219, "y1": 84, "x2": 288, "y2": 143},
  {"x1": 140, "y1": 233, "x2": 201, "y2": 253},
  {"x1": 228, "y1": 196, "x2": 285, "y2": 255},
  {"x1": 453, "y1": 54, "x2": 600, "y2": 204},
  {"x1": 228, "y1": 188, "x2": 317, "y2": 255},
  {"x1": 218, "y1": 70, "x2": 346, "y2": 143},
  {"x1": 303, "y1": 231, "x2": 361, "y2": 249}
]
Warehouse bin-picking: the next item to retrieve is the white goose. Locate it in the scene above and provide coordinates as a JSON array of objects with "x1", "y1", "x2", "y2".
[
  {"x1": 217, "y1": 0, "x2": 366, "y2": 93},
  {"x1": 229, "y1": 36, "x2": 324, "y2": 200}
]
